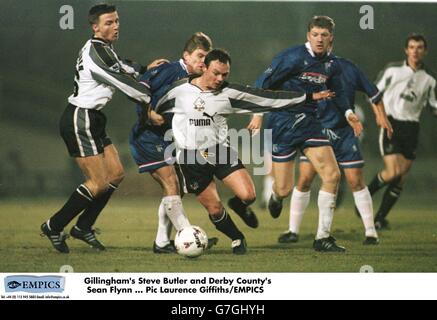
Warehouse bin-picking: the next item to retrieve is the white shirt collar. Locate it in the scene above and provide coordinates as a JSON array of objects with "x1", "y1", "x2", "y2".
[
  {"x1": 305, "y1": 41, "x2": 332, "y2": 58},
  {"x1": 179, "y1": 58, "x2": 189, "y2": 73},
  {"x1": 305, "y1": 42, "x2": 316, "y2": 57}
]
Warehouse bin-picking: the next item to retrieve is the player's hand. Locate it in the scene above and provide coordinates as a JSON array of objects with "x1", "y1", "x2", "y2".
[
  {"x1": 347, "y1": 112, "x2": 363, "y2": 137},
  {"x1": 377, "y1": 114, "x2": 394, "y2": 139},
  {"x1": 312, "y1": 90, "x2": 335, "y2": 101},
  {"x1": 149, "y1": 110, "x2": 165, "y2": 126},
  {"x1": 147, "y1": 58, "x2": 169, "y2": 70},
  {"x1": 246, "y1": 115, "x2": 263, "y2": 136}
]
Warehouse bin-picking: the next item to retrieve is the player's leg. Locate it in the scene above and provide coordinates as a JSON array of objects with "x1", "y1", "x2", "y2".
[
  {"x1": 223, "y1": 168, "x2": 259, "y2": 229},
  {"x1": 304, "y1": 146, "x2": 345, "y2": 252},
  {"x1": 344, "y1": 168, "x2": 378, "y2": 244},
  {"x1": 75, "y1": 144, "x2": 124, "y2": 231},
  {"x1": 331, "y1": 126, "x2": 378, "y2": 243},
  {"x1": 368, "y1": 126, "x2": 399, "y2": 195},
  {"x1": 42, "y1": 152, "x2": 108, "y2": 253},
  {"x1": 41, "y1": 105, "x2": 109, "y2": 253},
  {"x1": 68, "y1": 150, "x2": 118, "y2": 250},
  {"x1": 268, "y1": 160, "x2": 295, "y2": 218},
  {"x1": 197, "y1": 181, "x2": 247, "y2": 255},
  {"x1": 150, "y1": 165, "x2": 190, "y2": 250},
  {"x1": 375, "y1": 155, "x2": 413, "y2": 229},
  {"x1": 278, "y1": 159, "x2": 315, "y2": 243},
  {"x1": 335, "y1": 173, "x2": 347, "y2": 208},
  {"x1": 129, "y1": 127, "x2": 186, "y2": 252},
  {"x1": 260, "y1": 153, "x2": 273, "y2": 209},
  {"x1": 265, "y1": 112, "x2": 297, "y2": 218}
]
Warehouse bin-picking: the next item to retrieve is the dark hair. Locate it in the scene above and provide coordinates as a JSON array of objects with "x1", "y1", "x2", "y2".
[
  {"x1": 183, "y1": 32, "x2": 213, "y2": 54},
  {"x1": 88, "y1": 4, "x2": 117, "y2": 25},
  {"x1": 405, "y1": 33, "x2": 427, "y2": 49},
  {"x1": 204, "y1": 49, "x2": 231, "y2": 67},
  {"x1": 307, "y1": 15, "x2": 335, "y2": 33}
]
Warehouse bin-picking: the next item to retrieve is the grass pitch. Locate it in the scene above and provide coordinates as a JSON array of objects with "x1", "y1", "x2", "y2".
[{"x1": 0, "y1": 194, "x2": 436, "y2": 273}]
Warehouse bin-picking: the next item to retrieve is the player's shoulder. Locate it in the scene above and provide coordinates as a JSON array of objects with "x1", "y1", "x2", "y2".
[
  {"x1": 335, "y1": 56, "x2": 355, "y2": 67},
  {"x1": 158, "y1": 60, "x2": 183, "y2": 72},
  {"x1": 335, "y1": 56, "x2": 363, "y2": 73},
  {"x1": 89, "y1": 37, "x2": 112, "y2": 51},
  {"x1": 422, "y1": 64, "x2": 437, "y2": 81}
]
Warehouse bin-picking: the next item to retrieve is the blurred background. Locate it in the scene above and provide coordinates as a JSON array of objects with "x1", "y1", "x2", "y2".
[{"x1": 1, "y1": 0, "x2": 436, "y2": 200}]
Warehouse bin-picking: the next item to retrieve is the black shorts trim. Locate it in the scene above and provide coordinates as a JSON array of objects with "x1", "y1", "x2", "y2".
[
  {"x1": 380, "y1": 116, "x2": 419, "y2": 160},
  {"x1": 59, "y1": 104, "x2": 112, "y2": 157}
]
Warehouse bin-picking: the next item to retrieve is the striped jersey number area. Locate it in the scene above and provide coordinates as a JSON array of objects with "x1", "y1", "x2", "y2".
[{"x1": 73, "y1": 49, "x2": 84, "y2": 97}]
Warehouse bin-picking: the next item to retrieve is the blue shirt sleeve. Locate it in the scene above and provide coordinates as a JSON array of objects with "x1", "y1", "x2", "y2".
[
  {"x1": 353, "y1": 64, "x2": 382, "y2": 104},
  {"x1": 138, "y1": 62, "x2": 187, "y2": 109},
  {"x1": 327, "y1": 60, "x2": 351, "y2": 114}
]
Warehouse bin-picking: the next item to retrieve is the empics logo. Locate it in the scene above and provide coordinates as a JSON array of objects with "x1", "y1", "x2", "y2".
[{"x1": 4, "y1": 276, "x2": 65, "y2": 293}]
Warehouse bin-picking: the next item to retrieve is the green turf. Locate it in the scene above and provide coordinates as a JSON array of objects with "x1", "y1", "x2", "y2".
[{"x1": 0, "y1": 195, "x2": 436, "y2": 272}]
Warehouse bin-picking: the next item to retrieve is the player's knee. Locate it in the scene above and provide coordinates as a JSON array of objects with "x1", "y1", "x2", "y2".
[
  {"x1": 323, "y1": 168, "x2": 341, "y2": 186},
  {"x1": 275, "y1": 186, "x2": 292, "y2": 198},
  {"x1": 240, "y1": 193, "x2": 256, "y2": 205},
  {"x1": 384, "y1": 164, "x2": 402, "y2": 181},
  {"x1": 109, "y1": 168, "x2": 125, "y2": 185},
  {"x1": 87, "y1": 180, "x2": 108, "y2": 197},
  {"x1": 297, "y1": 177, "x2": 312, "y2": 192},
  {"x1": 348, "y1": 179, "x2": 365, "y2": 192},
  {"x1": 205, "y1": 202, "x2": 224, "y2": 217}
]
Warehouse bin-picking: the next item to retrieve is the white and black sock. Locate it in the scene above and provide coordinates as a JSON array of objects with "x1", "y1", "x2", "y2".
[
  {"x1": 49, "y1": 184, "x2": 94, "y2": 232},
  {"x1": 76, "y1": 183, "x2": 118, "y2": 231}
]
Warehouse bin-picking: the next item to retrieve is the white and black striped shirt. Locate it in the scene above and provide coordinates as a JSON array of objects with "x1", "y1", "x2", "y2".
[
  {"x1": 156, "y1": 78, "x2": 306, "y2": 150},
  {"x1": 68, "y1": 37, "x2": 150, "y2": 110},
  {"x1": 376, "y1": 60, "x2": 437, "y2": 122}
]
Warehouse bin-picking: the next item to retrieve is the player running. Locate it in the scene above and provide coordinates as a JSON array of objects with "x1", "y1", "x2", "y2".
[
  {"x1": 278, "y1": 56, "x2": 393, "y2": 245},
  {"x1": 41, "y1": 4, "x2": 152, "y2": 253},
  {"x1": 368, "y1": 34, "x2": 437, "y2": 229},
  {"x1": 256, "y1": 16, "x2": 352, "y2": 252}
]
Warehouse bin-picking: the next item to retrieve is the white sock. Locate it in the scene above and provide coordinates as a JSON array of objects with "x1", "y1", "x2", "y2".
[
  {"x1": 289, "y1": 188, "x2": 311, "y2": 234},
  {"x1": 316, "y1": 190, "x2": 336, "y2": 240},
  {"x1": 163, "y1": 195, "x2": 190, "y2": 231},
  {"x1": 155, "y1": 200, "x2": 172, "y2": 247},
  {"x1": 353, "y1": 187, "x2": 378, "y2": 238},
  {"x1": 263, "y1": 175, "x2": 274, "y2": 204}
]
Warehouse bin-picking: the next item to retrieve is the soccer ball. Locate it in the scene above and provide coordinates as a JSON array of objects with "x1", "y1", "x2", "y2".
[{"x1": 174, "y1": 226, "x2": 208, "y2": 258}]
